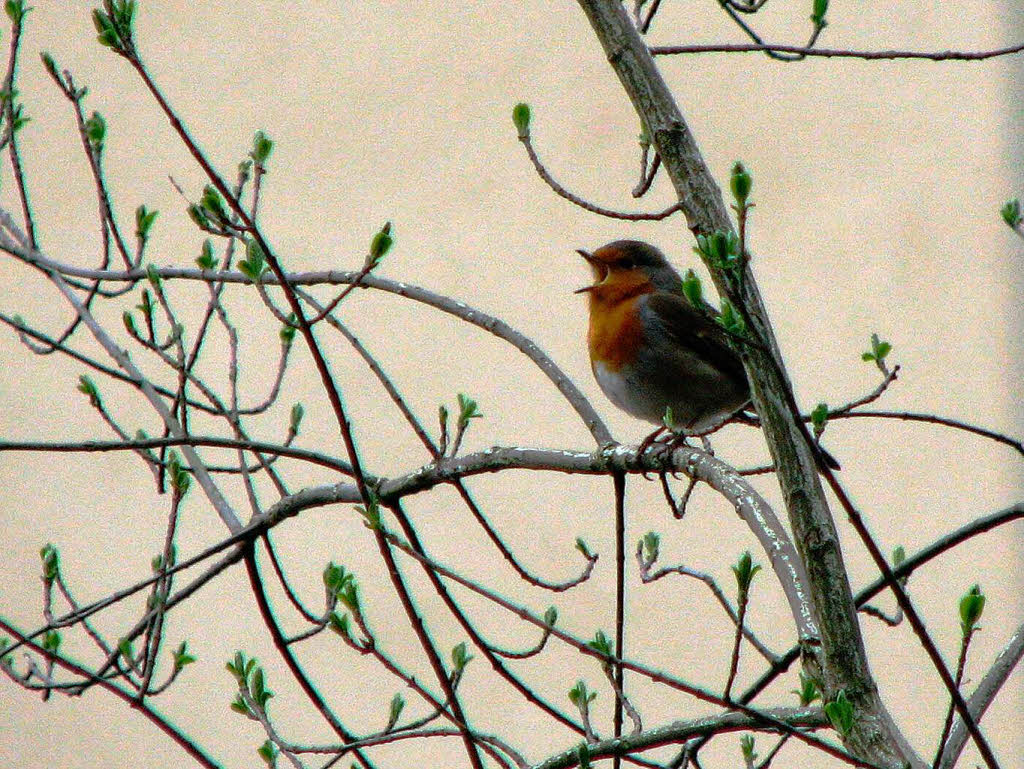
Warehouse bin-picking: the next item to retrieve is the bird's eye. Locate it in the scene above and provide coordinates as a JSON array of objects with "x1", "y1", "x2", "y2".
[{"x1": 618, "y1": 259, "x2": 634, "y2": 270}]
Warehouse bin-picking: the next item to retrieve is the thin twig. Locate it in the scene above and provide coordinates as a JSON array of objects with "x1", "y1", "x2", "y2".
[
  {"x1": 244, "y1": 548, "x2": 376, "y2": 769},
  {"x1": 723, "y1": 589, "x2": 750, "y2": 701},
  {"x1": 0, "y1": 618, "x2": 219, "y2": 769},
  {"x1": 828, "y1": 366, "x2": 901, "y2": 415},
  {"x1": 519, "y1": 132, "x2": 683, "y2": 221},
  {"x1": 2, "y1": 15, "x2": 36, "y2": 248},
  {"x1": 650, "y1": 41, "x2": 1024, "y2": 61},
  {"x1": 832, "y1": 410, "x2": 1023, "y2": 457},
  {"x1": 932, "y1": 626, "x2": 974, "y2": 767},
  {"x1": 378, "y1": 503, "x2": 484, "y2": 769},
  {"x1": 296, "y1": 287, "x2": 599, "y2": 592}
]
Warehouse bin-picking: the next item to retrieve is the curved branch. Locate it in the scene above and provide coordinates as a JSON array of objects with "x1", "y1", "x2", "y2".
[
  {"x1": 260, "y1": 443, "x2": 819, "y2": 645},
  {"x1": 834, "y1": 410, "x2": 1023, "y2": 457},
  {"x1": 530, "y1": 707, "x2": 827, "y2": 769},
  {"x1": 519, "y1": 131, "x2": 683, "y2": 221},
  {"x1": 2, "y1": 245, "x2": 613, "y2": 446}
]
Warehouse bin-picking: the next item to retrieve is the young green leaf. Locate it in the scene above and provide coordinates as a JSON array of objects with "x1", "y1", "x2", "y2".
[
  {"x1": 577, "y1": 743, "x2": 592, "y2": 769},
  {"x1": 173, "y1": 641, "x2": 197, "y2": 670},
  {"x1": 328, "y1": 611, "x2": 353, "y2": 641},
  {"x1": 450, "y1": 641, "x2": 474, "y2": 674},
  {"x1": 85, "y1": 111, "x2": 106, "y2": 152},
  {"x1": 1001, "y1": 198, "x2": 1021, "y2": 228},
  {"x1": 187, "y1": 203, "x2": 211, "y2": 232},
  {"x1": 811, "y1": 0, "x2": 829, "y2": 27},
  {"x1": 257, "y1": 739, "x2": 277, "y2": 768},
  {"x1": 386, "y1": 692, "x2": 405, "y2": 731},
  {"x1": 145, "y1": 264, "x2": 162, "y2": 290},
  {"x1": 568, "y1": 680, "x2": 597, "y2": 706},
  {"x1": 230, "y1": 694, "x2": 251, "y2": 716},
  {"x1": 39, "y1": 543, "x2": 60, "y2": 582},
  {"x1": 5, "y1": 1, "x2": 28, "y2": 25},
  {"x1": 200, "y1": 184, "x2": 229, "y2": 222},
  {"x1": 512, "y1": 102, "x2": 531, "y2": 138},
  {"x1": 93, "y1": 8, "x2": 119, "y2": 48},
  {"x1": 41, "y1": 52, "x2": 59, "y2": 79},
  {"x1": 167, "y1": 451, "x2": 191, "y2": 495},
  {"x1": 289, "y1": 402, "x2": 304, "y2": 431},
  {"x1": 250, "y1": 130, "x2": 274, "y2": 165},
  {"x1": 135, "y1": 205, "x2": 158, "y2": 239},
  {"x1": 792, "y1": 671, "x2": 821, "y2": 705},
  {"x1": 824, "y1": 689, "x2": 855, "y2": 736},
  {"x1": 890, "y1": 545, "x2": 906, "y2": 568},
  {"x1": 456, "y1": 393, "x2": 482, "y2": 428},
  {"x1": 641, "y1": 531, "x2": 660, "y2": 564},
  {"x1": 959, "y1": 584, "x2": 985, "y2": 636},
  {"x1": 574, "y1": 537, "x2": 592, "y2": 559},
  {"x1": 239, "y1": 238, "x2": 267, "y2": 281},
  {"x1": 680, "y1": 268, "x2": 704, "y2": 308},
  {"x1": 355, "y1": 497, "x2": 382, "y2": 531},
  {"x1": 810, "y1": 402, "x2": 829, "y2": 438},
  {"x1": 740, "y1": 734, "x2": 757, "y2": 763},
  {"x1": 732, "y1": 550, "x2": 762, "y2": 594},
  {"x1": 42, "y1": 630, "x2": 61, "y2": 653},
  {"x1": 587, "y1": 629, "x2": 613, "y2": 657},
  {"x1": 717, "y1": 300, "x2": 746, "y2": 336},
  {"x1": 77, "y1": 374, "x2": 100, "y2": 406},
  {"x1": 368, "y1": 221, "x2": 393, "y2": 267},
  {"x1": 661, "y1": 405, "x2": 676, "y2": 431},
  {"x1": 861, "y1": 332, "x2": 892, "y2": 368},
  {"x1": 730, "y1": 161, "x2": 752, "y2": 207}
]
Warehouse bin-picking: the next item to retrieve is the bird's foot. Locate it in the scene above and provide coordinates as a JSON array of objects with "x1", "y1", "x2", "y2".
[{"x1": 637, "y1": 426, "x2": 670, "y2": 479}]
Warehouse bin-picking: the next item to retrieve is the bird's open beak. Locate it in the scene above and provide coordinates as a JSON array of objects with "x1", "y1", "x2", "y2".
[{"x1": 574, "y1": 249, "x2": 604, "y2": 294}]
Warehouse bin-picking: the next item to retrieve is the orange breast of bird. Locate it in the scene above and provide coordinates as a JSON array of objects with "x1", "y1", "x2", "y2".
[{"x1": 586, "y1": 286, "x2": 650, "y2": 372}]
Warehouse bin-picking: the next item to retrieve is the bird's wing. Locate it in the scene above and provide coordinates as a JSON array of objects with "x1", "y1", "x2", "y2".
[{"x1": 640, "y1": 291, "x2": 749, "y2": 384}]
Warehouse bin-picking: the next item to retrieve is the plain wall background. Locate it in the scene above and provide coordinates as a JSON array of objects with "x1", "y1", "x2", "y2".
[{"x1": 0, "y1": 2, "x2": 1021, "y2": 767}]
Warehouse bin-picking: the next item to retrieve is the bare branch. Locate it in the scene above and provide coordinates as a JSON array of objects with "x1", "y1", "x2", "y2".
[
  {"x1": 529, "y1": 708, "x2": 826, "y2": 769},
  {"x1": 649, "y1": 42, "x2": 1024, "y2": 62},
  {"x1": 518, "y1": 131, "x2": 682, "y2": 221},
  {"x1": 938, "y1": 621, "x2": 1024, "y2": 769}
]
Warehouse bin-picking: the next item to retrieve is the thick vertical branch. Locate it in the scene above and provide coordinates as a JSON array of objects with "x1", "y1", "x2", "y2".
[{"x1": 572, "y1": 3, "x2": 917, "y2": 766}]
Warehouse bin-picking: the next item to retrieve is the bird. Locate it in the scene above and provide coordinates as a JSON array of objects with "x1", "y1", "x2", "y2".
[
  {"x1": 576, "y1": 239, "x2": 840, "y2": 470},
  {"x1": 576, "y1": 239, "x2": 750, "y2": 436}
]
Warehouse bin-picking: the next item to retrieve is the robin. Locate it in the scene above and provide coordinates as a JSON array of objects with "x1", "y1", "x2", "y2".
[
  {"x1": 576, "y1": 239, "x2": 840, "y2": 469},
  {"x1": 576, "y1": 239, "x2": 750, "y2": 436}
]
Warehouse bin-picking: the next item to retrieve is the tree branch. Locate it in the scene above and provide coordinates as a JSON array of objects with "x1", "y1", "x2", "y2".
[{"x1": 570, "y1": 3, "x2": 919, "y2": 765}]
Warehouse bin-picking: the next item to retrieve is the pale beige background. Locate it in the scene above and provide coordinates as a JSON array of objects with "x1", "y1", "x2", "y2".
[{"x1": 0, "y1": 2, "x2": 1021, "y2": 768}]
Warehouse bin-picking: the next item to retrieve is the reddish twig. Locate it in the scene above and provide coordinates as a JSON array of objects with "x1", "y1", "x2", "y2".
[
  {"x1": 519, "y1": 132, "x2": 683, "y2": 221},
  {"x1": 651, "y1": 42, "x2": 1024, "y2": 61}
]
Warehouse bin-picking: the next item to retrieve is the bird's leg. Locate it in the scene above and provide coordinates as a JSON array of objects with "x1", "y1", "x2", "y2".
[
  {"x1": 637, "y1": 425, "x2": 669, "y2": 479},
  {"x1": 637, "y1": 425, "x2": 668, "y2": 460},
  {"x1": 664, "y1": 429, "x2": 697, "y2": 479}
]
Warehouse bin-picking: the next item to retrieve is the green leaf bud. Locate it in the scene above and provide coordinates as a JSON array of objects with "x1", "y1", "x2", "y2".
[
  {"x1": 512, "y1": 102, "x2": 531, "y2": 138},
  {"x1": 730, "y1": 161, "x2": 752, "y2": 206},
  {"x1": 959, "y1": 584, "x2": 985, "y2": 636}
]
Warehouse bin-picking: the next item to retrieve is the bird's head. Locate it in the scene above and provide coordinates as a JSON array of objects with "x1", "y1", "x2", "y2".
[{"x1": 575, "y1": 240, "x2": 681, "y2": 298}]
